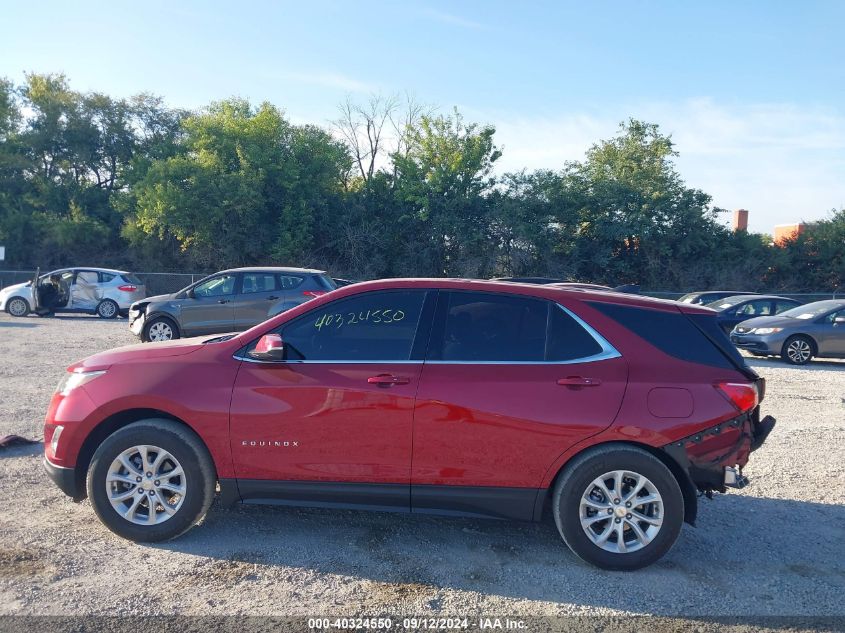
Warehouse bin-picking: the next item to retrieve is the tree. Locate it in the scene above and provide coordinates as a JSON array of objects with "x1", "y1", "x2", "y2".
[{"x1": 392, "y1": 109, "x2": 501, "y2": 276}]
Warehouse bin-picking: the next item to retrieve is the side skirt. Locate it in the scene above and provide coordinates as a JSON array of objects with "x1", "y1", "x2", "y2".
[{"x1": 219, "y1": 479, "x2": 542, "y2": 521}]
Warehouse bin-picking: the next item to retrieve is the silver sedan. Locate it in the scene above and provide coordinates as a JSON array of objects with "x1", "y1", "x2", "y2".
[{"x1": 730, "y1": 299, "x2": 845, "y2": 365}]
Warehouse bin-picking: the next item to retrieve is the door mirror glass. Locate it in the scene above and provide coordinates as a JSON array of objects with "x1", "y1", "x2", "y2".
[{"x1": 249, "y1": 334, "x2": 285, "y2": 361}]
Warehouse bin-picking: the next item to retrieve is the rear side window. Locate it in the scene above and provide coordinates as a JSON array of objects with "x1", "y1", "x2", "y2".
[
  {"x1": 278, "y1": 290, "x2": 427, "y2": 361},
  {"x1": 242, "y1": 273, "x2": 278, "y2": 294},
  {"x1": 589, "y1": 302, "x2": 735, "y2": 370},
  {"x1": 436, "y1": 292, "x2": 547, "y2": 362},
  {"x1": 99, "y1": 272, "x2": 116, "y2": 283},
  {"x1": 121, "y1": 274, "x2": 143, "y2": 285}
]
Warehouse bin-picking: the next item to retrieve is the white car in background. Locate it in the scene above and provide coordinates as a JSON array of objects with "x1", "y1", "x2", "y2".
[{"x1": 0, "y1": 268, "x2": 147, "y2": 319}]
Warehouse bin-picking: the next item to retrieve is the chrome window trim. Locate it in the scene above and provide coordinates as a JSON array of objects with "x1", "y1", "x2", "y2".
[
  {"x1": 234, "y1": 302, "x2": 621, "y2": 366},
  {"x1": 233, "y1": 355, "x2": 423, "y2": 365}
]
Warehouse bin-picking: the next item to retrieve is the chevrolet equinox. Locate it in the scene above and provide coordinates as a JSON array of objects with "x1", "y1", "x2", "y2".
[{"x1": 43, "y1": 279, "x2": 775, "y2": 570}]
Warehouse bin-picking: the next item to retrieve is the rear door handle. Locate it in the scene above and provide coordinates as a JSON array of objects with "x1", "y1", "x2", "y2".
[
  {"x1": 367, "y1": 374, "x2": 411, "y2": 387},
  {"x1": 557, "y1": 376, "x2": 602, "y2": 387},
  {"x1": 266, "y1": 296, "x2": 279, "y2": 300},
  {"x1": 218, "y1": 299, "x2": 230, "y2": 304}
]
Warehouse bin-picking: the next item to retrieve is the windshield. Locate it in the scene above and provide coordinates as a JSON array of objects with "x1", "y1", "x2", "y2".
[{"x1": 778, "y1": 300, "x2": 844, "y2": 320}]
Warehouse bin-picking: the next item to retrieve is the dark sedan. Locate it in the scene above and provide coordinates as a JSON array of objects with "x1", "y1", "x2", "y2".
[
  {"x1": 679, "y1": 290, "x2": 758, "y2": 305},
  {"x1": 705, "y1": 294, "x2": 802, "y2": 333}
]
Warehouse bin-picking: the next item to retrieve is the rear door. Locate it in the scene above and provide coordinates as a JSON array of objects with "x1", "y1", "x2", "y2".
[
  {"x1": 179, "y1": 273, "x2": 237, "y2": 335},
  {"x1": 410, "y1": 291, "x2": 628, "y2": 519},
  {"x1": 68, "y1": 270, "x2": 102, "y2": 311},
  {"x1": 233, "y1": 271, "x2": 281, "y2": 330}
]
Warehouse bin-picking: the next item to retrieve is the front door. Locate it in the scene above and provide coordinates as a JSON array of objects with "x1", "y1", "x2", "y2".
[
  {"x1": 179, "y1": 273, "x2": 237, "y2": 335},
  {"x1": 229, "y1": 289, "x2": 435, "y2": 510},
  {"x1": 814, "y1": 308, "x2": 845, "y2": 356},
  {"x1": 233, "y1": 271, "x2": 281, "y2": 330},
  {"x1": 411, "y1": 291, "x2": 628, "y2": 519}
]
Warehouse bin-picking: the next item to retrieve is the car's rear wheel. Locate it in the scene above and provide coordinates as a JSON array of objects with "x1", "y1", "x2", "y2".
[
  {"x1": 7, "y1": 297, "x2": 30, "y2": 317},
  {"x1": 782, "y1": 335, "x2": 813, "y2": 365},
  {"x1": 552, "y1": 444, "x2": 684, "y2": 571},
  {"x1": 143, "y1": 316, "x2": 179, "y2": 342},
  {"x1": 87, "y1": 419, "x2": 216, "y2": 542},
  {"x1": 96, "y1": 299, "x2": 119, "y2": 319}
]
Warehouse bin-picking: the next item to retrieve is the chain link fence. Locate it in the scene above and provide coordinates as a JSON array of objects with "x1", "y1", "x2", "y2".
[{"x1": 1, "y1": 269, "x2": 842, "y2": 303}]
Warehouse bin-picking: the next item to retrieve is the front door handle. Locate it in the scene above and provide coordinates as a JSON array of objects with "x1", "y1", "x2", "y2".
[
  {"x1": 218, "y1": 299, "x2": 230, "y2": 304},
  {"x1": 266, "y1": 295, "x2": 280, "y2": 300},
  {"x1": 557, "y1": 376, "x2": 602, "y2": 387},
  {"x1": 367, "y1": 374, "x2": 411, "y2": 387}
]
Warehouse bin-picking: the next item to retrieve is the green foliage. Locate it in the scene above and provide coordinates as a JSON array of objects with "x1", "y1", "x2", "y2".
[{"x1": 0, "y1": 73, "x2": 840, "y2": 292}]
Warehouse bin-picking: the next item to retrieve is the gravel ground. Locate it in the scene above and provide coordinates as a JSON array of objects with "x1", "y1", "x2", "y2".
[{"x1": 0, "y1": 313, "x2": 843, "y2": 628}]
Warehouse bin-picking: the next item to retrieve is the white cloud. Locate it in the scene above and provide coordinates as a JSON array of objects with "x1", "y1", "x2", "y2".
[
  {"x1": 481, "y1": 99, "x2": 845, "y2": 233},
  {"x1": 419, "y1": 8, "x2": 489, "y2": 31}
]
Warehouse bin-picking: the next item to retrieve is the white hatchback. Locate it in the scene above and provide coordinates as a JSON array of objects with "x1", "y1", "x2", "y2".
[{"x1": 0, "y1": 268, "x2": 147, "y2": 319}]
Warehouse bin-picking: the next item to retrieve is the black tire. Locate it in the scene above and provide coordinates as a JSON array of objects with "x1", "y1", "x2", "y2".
[
  {"x1": 142, "y1": 315, "x2": 180, "y2": 342},
  {"x1": 86, "y1": 419, "x2": 216, "y2": 542},
  {"x1": 552, "y1": 444, "x2": 684, "y2": 571},
  {"x1": 96, "y1": 299, "x2": 119, "y2": 319},
  {"x1": 781, "y1": 334, "x2": 814, "y2": 365},
  {"x1": 6, "y1": 297, "x2": 30, "y2": 317}
]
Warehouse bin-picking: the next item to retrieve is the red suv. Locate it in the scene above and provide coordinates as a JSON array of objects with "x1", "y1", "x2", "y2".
[{"x1": 43, "y1": 279, "x2": 774, "y2": 570}]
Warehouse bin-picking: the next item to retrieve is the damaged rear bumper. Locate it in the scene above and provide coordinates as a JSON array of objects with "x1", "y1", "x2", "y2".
[{"x1": 662, "y1": 407, "x2": 776, "y2": 494}]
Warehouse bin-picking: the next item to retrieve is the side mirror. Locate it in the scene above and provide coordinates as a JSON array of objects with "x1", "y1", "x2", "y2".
[
  {"x1": 249, "y1": 333, "x2": 285, "y2": 361},
  {"x1": 186, "y1": 288, "x2": 195, "y2": 299}
]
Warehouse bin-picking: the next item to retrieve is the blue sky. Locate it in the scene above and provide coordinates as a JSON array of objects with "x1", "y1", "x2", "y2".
[{"x1": 3, "y1": 0, "x2": 844, "y2": 232}]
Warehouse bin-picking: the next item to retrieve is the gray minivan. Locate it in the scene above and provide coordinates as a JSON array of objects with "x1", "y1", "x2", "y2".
[{"x1": 128, "y1": 267, "x2": 336, "y2": 341}]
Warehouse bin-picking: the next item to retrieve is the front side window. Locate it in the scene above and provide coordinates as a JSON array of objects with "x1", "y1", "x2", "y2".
[
  {"x1": 193, "y1": 274, "x2": 236, "y2": 298},
  {"x1": 242, "y1": 273, "x2": 277, "y2": 294},
  {"x1": 271, "y1": 290, "x2": 427, "y2": 361}
]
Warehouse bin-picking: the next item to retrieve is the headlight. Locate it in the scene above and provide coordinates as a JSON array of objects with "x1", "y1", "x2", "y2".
[
  {"x1": 751, "y1": 327, "x2": 783, "y2": 335},
  {"x1": 56, "y1": 370, "x2": 106, "y2": 395}
]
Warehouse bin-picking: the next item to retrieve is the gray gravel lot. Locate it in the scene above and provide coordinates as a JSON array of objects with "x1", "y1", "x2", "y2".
[{"x1": 0, "y1": 313, "x2": 843, "y2": 626}]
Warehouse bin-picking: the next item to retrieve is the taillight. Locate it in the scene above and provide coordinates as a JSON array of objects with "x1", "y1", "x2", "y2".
[
  {"x1": 302, "y1": 291, "x2": 326, "y2": 299},
  {"x1": 118, "y1": 284, "x2": 137, "y2": 292},
  {"x1": 715, "y1": 381, "x2": 758, "y2": 412}
]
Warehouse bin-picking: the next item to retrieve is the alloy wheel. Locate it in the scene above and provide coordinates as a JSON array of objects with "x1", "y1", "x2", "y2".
[
  {"x1": 8, "y1": 298, "x2": 28, "y2": 317},
  {"x1": 787, "y1": 339, "x2": 812, "y2": 364},
  {"x1": 579, "y1": 470, "x2": 664, "y2": 554},
  {"x1": 148, "y1": 321, "x2": 173, "y2": 341},
  {"x1": 98, "y1": 301, "x2": 117, "y2": 318},
  {"x1": 106, "y1": 444, "x2": 186, "y2": 525}
]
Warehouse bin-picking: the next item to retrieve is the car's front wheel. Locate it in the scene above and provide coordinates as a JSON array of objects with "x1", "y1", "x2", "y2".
[
  {"x1": 86, "y1": 419, "x2": 216, "y2": 542},
  {"x1": 143, "y1": 316, "x2": 180, "y2": 342},
  {"x1": 6, "y1": 297, "x2": 30, "y2": 317},
  {"x1": 782, "y1": 335, "x2": 814, "y2": 365},
  {"x1": 552, "y1": 444, "x2": 684, "y2": 571}
]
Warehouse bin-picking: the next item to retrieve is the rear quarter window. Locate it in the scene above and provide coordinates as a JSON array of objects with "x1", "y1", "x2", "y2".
[
  {"x1": 121, "y1": 274, "x2": 143, "y2": 285},
  {"x1": 588, "y1": 302, "x2": 736, "y2": 370}
]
